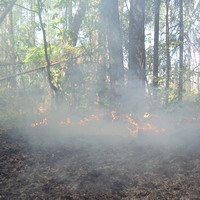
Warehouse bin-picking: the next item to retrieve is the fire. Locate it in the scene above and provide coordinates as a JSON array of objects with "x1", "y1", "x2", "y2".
[
  {"x1": 125, "y1": 113, "x2": 165, "y2": 135},
  {"x1": 31, "y1": 118, "x2": 48, "y2": 127},
  {"x1": 127, "y1": 127, "x2": 139, "y2": 136},
  {"x1": 111, "y1": 110, "x2": 119, "y2": 122},
  {"x1": 140, "y1": 123, "x2": 166, "y2": 133},
  {"x1": 38, "y1": 106, "x2": 46, "y2": 114},
  {"x1": 79, "y1": 114, "x2": 101, "y2": 125},
  {"x1": 126, "y1": 115, "x2": 138, "y2": 127},
  {"x1": 59, "y1": 117, "x2": 72, "y2": 126},
  {"x1": 125, "y1": 115, "x2": 139, "y2": 136},
  {"x1": 30, "y1": 111, "x2": 165, "y2": 136}
]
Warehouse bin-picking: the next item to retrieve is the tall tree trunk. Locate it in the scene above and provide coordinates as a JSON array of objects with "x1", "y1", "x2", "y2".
[
  {"x1": 7, "y1": 11, "x2": 17, "y2": 88},
  {"x1": 68, "y1": 0, "x2": 73, "y2": 28},
  {"x1": 178, "y1": 0, "x2": 184, "y2": 102},
  {"x1": 165, "y1": 0, "x2": 171, "y2": 105},
  {"x1": 101, "y1": 0, "x2": 124, "y2": 107},
  {"x1": 128, "y1": 0, "x2": 146, "y2": 81},
  {"x1": 30, "y1": 0, "x2": 36, "y2": 46},
  {"x1": 128, "y1": 0, "x2": 146, "y2": 103},
  {"x1": 97, "y1": 5, "x2": 107, "y2": 105},
  {"x1": 37, "y1": 0, "x2": 58, "y2": 95},
  {"x1": 96, "y1": 30, "x2": 107, "y2": 105},
  {"x1": 69, "y1": 0, "x2": 87, "y2": 46},
  {"x1": 198, "y1": 18, "x2": 200, "y2": 93},
  {"x1": 0, "y1": 0, "x2": 17, "y2": 25},
  {"x1": 63, "y1": 0, "x2": 72, "y2": 40},
  {"x1": 153, "y1": 0, "x2": 161, "y2": 93}
]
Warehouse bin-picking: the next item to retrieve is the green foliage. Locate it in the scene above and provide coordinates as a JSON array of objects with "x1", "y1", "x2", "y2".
[
  {"x1": 194, "y1": 93, "x2": 200, "y2": 104},
  {"x1": 185, "y1": 87, "x2": 200, "y2": 104},
  {"x1": 23, "y1": 46, "x2": 45, "y2": 65},
  {"x1": 0, "y1": 0, "x2": 199, "y2": 121},
  {"x1": 0, "y1": 86, "x2": 51, "y2": 129},
  {"x1": 50, "y1": 67, "x2": 65, "y2": 87},
  {"x1": 0, "y1": 90, "x2": 24, "y2": 128},
  {"x1": 0, "y1": 0, "x2": 10, "y2": 7},
  {"x1": 53, "y1": 0, "x2": 71, "y2": 9}
]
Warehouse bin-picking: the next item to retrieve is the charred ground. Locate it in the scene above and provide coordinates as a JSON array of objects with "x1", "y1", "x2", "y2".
[{"x1": 1, "y1": 111, "x2": 200, "y2": 200}]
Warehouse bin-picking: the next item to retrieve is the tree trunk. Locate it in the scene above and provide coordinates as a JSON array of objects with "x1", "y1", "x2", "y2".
[
  {"x1": 30, "y1": 0, "x2": 36, "y2": 46},
  {"x1": 7, "y1": 11, "x2": 17, "y2": 88},
  {"x1": 153, "y1": 0, "x2": 161, "y2": 93},
  {"x1": 165, "y1": 0, "x2": 171, "y2": 105},
  {"x1": 101, "y1": 0, "x2": 124, "y2": 107},
  {"x1": 69, "y1": 0, "x2": 87, "y2": 46},
  {"x1": 128, "y1": 0, "x2": 146, "y2": 103},
  {"x1": 178, "y1": 0, "x2": 184, "y2": 102},
  {"x1": 97, "y1": 5, "x2": 107, "y2": 105},
  {"x1": 37, "y1": 0, "x2": 58, "y2": 94},
  {"x1": 0, "y1": 0, "x2": 17, "y2": 25}
]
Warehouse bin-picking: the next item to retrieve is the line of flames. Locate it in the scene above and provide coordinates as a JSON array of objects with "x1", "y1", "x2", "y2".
[
  {"x1": 31, "y1": 111, "x2": 167, "y2": 135},
  {"x1": 31, "y1": 118, "x2": 48, "y2": 127},
  {"x1": 126, "y1": 115, "x2": 166, "y2": 136}
]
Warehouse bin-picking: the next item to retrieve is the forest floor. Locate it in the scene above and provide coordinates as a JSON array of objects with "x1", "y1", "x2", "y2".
[{"x1": 1, "y1": 110, "x2": 200, "y2": 200}]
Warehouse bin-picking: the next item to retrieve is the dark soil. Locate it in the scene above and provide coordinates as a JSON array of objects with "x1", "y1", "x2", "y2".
[{"x1": 1, "y1": 121, "x2": 200, "y2": 200}]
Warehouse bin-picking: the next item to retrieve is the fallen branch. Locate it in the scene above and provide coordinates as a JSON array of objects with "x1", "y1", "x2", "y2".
[
  {"x1": 0, "y1": 60, "x2": 66, "y2": 82},
  {"x1": 0, "y1": 66, "x2": 45, "y2": 82}
]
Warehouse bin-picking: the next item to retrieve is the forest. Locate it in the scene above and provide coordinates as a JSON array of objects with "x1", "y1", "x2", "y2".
[
  {"x1": 0, "y1": 0, "x2": 200, "y2": 199},
  {"x1": 0, "y1": 0, "x2": 199, "y2": 120}
]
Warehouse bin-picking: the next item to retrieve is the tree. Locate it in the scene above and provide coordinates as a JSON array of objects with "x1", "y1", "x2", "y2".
[
  {"x1": 178, "y1": 0, "x2": 184, "y2": 102},
  {"x1": 101, "y1": 0, "x2": 124, "y2": 105},
  {"x1": 0, "y1": 0, "x2": 199, "y2": 114},
  {"x1": 128, "y1": 0, "x2": 146, "y2": 96},
  {"x1": 68, "y1": 0, "x2": 88, "y2": 46},
  {"x1": 7, "y1": 9, "x2": 17, "y2": 88},
  {"x1": 0, "y1": 0, "x2": 17, "y2": 25},
  {"x1": 153, "y1": 0, "x2": 161, "y2": 93},
  {"x1": 37, "y1": 0, "x2": 58, "y2": 95},
  {"x1": 97, "y1": 0, "x2": 108, "y2": 105},
  {"x1": 165, "y1": 0, "x2": 171, "y2": 105}
]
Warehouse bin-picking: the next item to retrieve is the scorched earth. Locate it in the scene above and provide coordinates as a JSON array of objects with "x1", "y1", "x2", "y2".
[{"x1": 1, "y1": 112, "x2": 200, "y2": 200}]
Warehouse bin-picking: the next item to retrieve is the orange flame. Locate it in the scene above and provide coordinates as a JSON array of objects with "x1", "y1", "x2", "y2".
[
  {"x1": 126, "y1": 115, "x2": 139, "y2": 135},
  {"x1": 79, "y1": 114, "x2": 101, "y2": 125},
  {"x1": 30, "y1": 111, "x2": 166, "y2": 135},
  {"x1": 59, "y1": 117, "x2": 72, "y2": 126},
  {"x1": 141, "y1": 123, "x2": 165, "y2": 133},
  {"x1": 111, "y1": 110, "x2": 119, "y2": 122},
  {"x1": 31, "y1": 118, "x2": 48, "y2": 127},
  {"x1": 127, "y1": 127, "x2": 139, "y2": 136},
  {"x1": 126, "y1": 114, "x2": 165, "y2": 135}
]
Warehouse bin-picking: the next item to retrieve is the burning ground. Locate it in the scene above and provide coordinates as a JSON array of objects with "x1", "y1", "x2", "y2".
[{"x1": 1, "y1": 110, "x2": 200, "y2": 199}]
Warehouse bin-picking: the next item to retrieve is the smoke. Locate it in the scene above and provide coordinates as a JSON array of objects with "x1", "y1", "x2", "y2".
[
  {"x1": 2, "y1": 67, "x2": 198, "y2": 155},
  {"x1": 20, "y1": 99, "x2": 200, "y2": 155},
  {"x1": 2, "y1": 62, "x2": 200, "y2": 199},
  {"x1": 4, "y1": 91, "x2": 200, "y2": 200}
]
